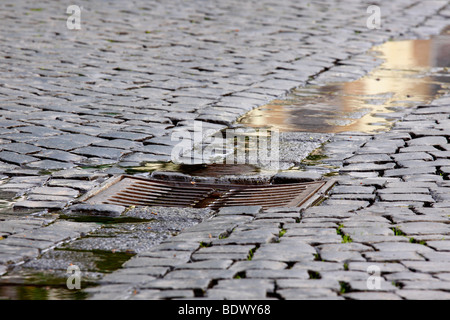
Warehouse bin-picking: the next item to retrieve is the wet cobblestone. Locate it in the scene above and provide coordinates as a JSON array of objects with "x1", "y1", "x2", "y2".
[{"x1": 1, "y1": 0, "x2": 450, "y2": 300}]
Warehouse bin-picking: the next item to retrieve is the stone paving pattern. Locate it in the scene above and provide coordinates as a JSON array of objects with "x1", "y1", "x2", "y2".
[
  {"x1": 0, "y1": 0, "x2": 450, "y2": 299},
  {"x1": 85, "y1": 94, "x2": 450, "y2": 300}
]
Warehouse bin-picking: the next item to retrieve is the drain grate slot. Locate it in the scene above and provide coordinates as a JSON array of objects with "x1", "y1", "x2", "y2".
[{"x1": 81, "y1": 175, "x2": 334, "y2": 209}]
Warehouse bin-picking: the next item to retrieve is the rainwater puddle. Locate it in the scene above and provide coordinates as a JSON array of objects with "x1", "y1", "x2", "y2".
[
  {"x1": 0, "y1": 206, "x2": 213, "y2": 300},
  {"x1": 126, "y1": 162, "x2": 262, "y2": 178},
  {"x1": 239, "y1": 30, "x2": 450, "y2": 133},
  {"x1": 0, "y1": 272, "x2": 90, "y2": 300},
  {"x1": 0, "y1": 248, "x2": 135, "y2": 300},
  {"x1": 3, "y1": 32, "x2": 450, "y2": 301}
]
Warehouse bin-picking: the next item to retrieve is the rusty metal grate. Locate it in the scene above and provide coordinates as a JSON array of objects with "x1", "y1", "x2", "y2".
[{"x1": 81, "y1": 175, "x2": 334, "y2": 209}]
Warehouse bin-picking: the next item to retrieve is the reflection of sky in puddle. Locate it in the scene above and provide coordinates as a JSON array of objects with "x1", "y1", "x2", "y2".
[{"x1": 239, "y1": 32, "x2": 450, "y2": 133}]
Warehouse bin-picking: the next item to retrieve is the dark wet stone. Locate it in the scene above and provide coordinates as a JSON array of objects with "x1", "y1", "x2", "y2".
[
  {"x1": 51, "y1": 168, "x2": 108, "y2": 180},
  {"x1": 93, "y1": 139, "x2": 144, "y2": 151},
  {"x1": 340, "y1": 163, "x2": 395, "y2": 172},
  {"x1": 399, "y1": 145, "x2": 439, "y2": 153},
  {"x1": 196, "y1": 113, "x2": 238, "y2": 126},
  {"x1": 18, "y1": 125, "x2": 61, "y2": 137},
  {"x1": 13, "y1": 200, "x2": 67, "y2": 210},
  {"x1": 121, "y1": 152, "x2": 172, "y2": 163},
  {"x1": 0, "y1": 143, "x2": 42, "y2": 154},
  {"x1": 384, "y1": 167, "x2": 436, "y2": 177},
  {"x1": 218, "y1": 205, "x2": 262, "y2": 216},
  {"x1": 140, "y1": 144, "x2": 175, "y2": 156},
  {"x1": 31, "y1": 186, "x2": 79, "y2": 197},
  {"x1": 329, "y1": 194, "x2": 376, "y2": 201},
  {"x1": 47, "y1": 179, "x2": 99, "y2": 191},
  {"x1": 355, "y1": 146, "x2": 398, "y2": 154},
  {"x1": 35, "y1": 134, "x2": 105, "y2": 151},
  {"x1": 212, "y1": 228, "x2": 278, "y2": 245},
  {"x1": 141, "y1": 278, "x2": 211, "y2": 291},
  {"x1": 391, "y1": 152, "x2": 434, "y2": 161},
  {"x1": 412, "y1": 106, "x2": 450, "y2": 114},
  {"x1": 378, "y1": 193, "x2": 435, "y2": 202},
  {"x1": 73, "y1": 146, "x2": 130, "y2": 160},
  {"x1": 343, "y1": 154, "x2": 392, "y2": 164},
  {"x1": 272, "y1": 171, "x2": 322, "y2": 183},
  {"x1": 33, "y1": 149, "x2": 87, "y2": 163},
  {"x1": 0, "y1": 151, "x2": 38, "y2": 165},
  {"x1": 0, "y1": 245, "x2": 40, "y2": 265},
  {"x1": 150, "y1": 171, "x2": 192, "y2": 182},
  {"x1": 331, "y1": 185, "x2": 375, "y2": 194},
  {"x1": 429, "y1": 151, "x2": 450, "y2": 159},
  {"x1": 26, "y1": 160, "x2": 75, "y2": 170},
  {"x1": 27, "y1": 194, "x2": 75, "y2": 202},
  {"x1": 407, "y1": 136, "x2": 448, "y2": 146},
  {"x1": 99, "y1": 131, "x2": 151, "y2": 141},
  {"x1": 377, "y1": 187, "x2": 430, "y2": 194},
  {"x1": 67, "y1": 204, "x2": 126, "y2": 217}
]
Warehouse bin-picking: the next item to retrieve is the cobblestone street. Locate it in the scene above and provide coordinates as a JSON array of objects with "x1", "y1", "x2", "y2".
[{"x1": 1, "y1": 0, "x2": 450, "y2": 300}]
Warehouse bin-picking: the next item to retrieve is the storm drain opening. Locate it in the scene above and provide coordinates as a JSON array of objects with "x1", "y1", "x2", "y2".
[{"x1": 81, "y1": 175, "x2": 335, "y2": 210}]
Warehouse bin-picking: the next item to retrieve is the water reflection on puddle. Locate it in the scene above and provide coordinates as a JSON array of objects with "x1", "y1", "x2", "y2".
[{"x1": 239, "y1": 31, "x2": 450, "y2": 133}]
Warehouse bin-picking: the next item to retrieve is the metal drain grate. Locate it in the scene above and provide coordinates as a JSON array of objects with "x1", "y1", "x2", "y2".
[{"x1": 81, "y1": 175, "x2": 334, "y2": 209}]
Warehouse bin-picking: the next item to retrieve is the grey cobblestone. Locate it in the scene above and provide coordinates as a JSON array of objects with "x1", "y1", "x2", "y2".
[
  {"x1": 0, "y1": 220, "x2": 99, "y2": 266},
  {"x1": 1, "y1": 0, "x2": 450, "y2": 301}
]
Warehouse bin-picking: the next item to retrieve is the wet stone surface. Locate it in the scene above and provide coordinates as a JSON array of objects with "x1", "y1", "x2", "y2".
[
  {"x1": 1, "y1": 0, "x2": 450, "y2": 300},
  {"x1": 83, "y1": 95, "x2": 450, "y2": 300},
  {"x1": 0, "y1": 206, "x2": 213, "y2": 299},
  {"x1": 53, "y1": 206, "x2": 213, "y2": 256}
]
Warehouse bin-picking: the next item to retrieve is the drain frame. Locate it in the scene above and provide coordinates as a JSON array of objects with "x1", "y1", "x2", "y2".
[{"x1": 79, "y1": 174, "x2": 335, "y2": 210}]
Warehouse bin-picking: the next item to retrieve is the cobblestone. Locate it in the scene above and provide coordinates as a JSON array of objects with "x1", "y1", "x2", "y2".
[{"x1": 1, "y1": 0, "x2": 450, "y2": 301}]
